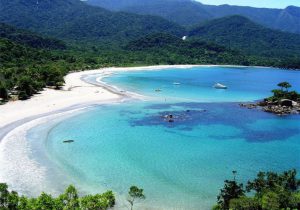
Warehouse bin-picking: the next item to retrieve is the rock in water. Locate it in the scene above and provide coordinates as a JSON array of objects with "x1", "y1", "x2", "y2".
[
  {"x1": 63, "y1": 140, "x2": 74, "y2": 143},
  {"x1": 279, "y1": 99, "x2": 293, "y2": 107}
]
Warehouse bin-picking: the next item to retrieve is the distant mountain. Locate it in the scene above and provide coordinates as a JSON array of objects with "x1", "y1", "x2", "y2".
[
  {"x1": 0, "y1": 0, "x2": 184, "y2": 43},
  {"x1": 86, "y1": 0, "x2": 300, "y2": 34},
  {"x1": 203, "y1": 4, "x2": 300, "y2": 34},
  {"x1": 189, "y1": 16, "x2": 300, "y2": 59},
  {"x1": 0, "y1": 23, "x2": 66, "y2": 49},
  {"x1": 87, "y1": 0, "x2": 213, "y2": 26}
]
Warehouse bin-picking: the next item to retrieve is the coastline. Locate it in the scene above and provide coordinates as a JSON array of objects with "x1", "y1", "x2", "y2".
[
  {"x1": 0, "y1": 64, "x2": 212, "y2": 209},
  {"x1": 0, "y1": 64, "x2": 299, "y2": 210},
  {"x1": 0, "y1": 64, "x2": 262, "y2": 130}
]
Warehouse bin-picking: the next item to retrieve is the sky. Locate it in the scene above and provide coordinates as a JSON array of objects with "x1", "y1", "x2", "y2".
[{"x1": 197, "y1": 0, "x2": 300, "y2": 8}]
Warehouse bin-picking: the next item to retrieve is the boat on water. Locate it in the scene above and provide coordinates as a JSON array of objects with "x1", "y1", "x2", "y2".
[
  {"x1": 173, "y1": 82, "x2": 181, "y2": 85},
  {"x1": 213, "y1": 83, "x2": 228, "y2": 89}
]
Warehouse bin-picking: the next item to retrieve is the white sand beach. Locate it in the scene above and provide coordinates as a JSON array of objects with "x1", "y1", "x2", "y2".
[
  {"x1": 0, "y1": 64, "x2": 200, "y2": 204},
  {"x1": 0, "y1": 64, "x2": 262, "y2": 129},
  {"x1": 0, "y1": 65, "x2": 206, "y2": 129},
  {"x1": 0, "y1": 69, "x2": 116, "y2": 128}
]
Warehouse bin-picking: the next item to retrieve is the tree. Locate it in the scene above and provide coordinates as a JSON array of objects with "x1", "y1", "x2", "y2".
[
  {"x1": 18, "y1": 196, "x2": 30, "y2": 210},
  {"x1": 0, "y1": 81, "x2": 9, "y2": 101},
  {"x1": 217, "y1": 171, "x2": 245, "y2": 210},
  {"x1": 17, "y1": 76, "x2": 35, "y2": 99},
  {"x1": 0, "y1": 183, "x2": 116, "y2": 210},
  {"x1": 127, "y1": 186, "x2": 146, "y2": 210},
  {"x1": 281, "y1": 169, "x2": 300, "y2": 192},
  {"x1": 247, "y1": 169, "x2": 300, "y2": 195},
  {"x1": 0, "y1": 183, "x2": 9, "y2": 208},
  {"x1": 80, "y1": 191, "x2": 115, "y2": 210},
  {"x1": 246, "y1": 171, "x2": 266, "y2": 195},
  {"x1": 261, "y1": 191, "x2": 280, "y2": 210},
  {"x1": 271, "y1": 89, "x2": 284, "y2": 99},
  {"x1": 36, "y1": 192, "x2": 56, "y2": 210},
  {"x1": 8, "y1": 191, "x2": 19, "y2": 209},
  {"x1": 277, "y1": 82, "x2": 292, "y2": 92},
  {"x1": 229, "y1": 197, "x2": 260, "y2": 210},
  {"x1": 60, "y1": 185, "x2": 80, "y2": 210},
  {"x1": 290, "y1": 191, "x2": 300, "y2": 209}
]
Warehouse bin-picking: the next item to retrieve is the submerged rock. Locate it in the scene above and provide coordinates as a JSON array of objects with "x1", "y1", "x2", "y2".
[{"x1": 63, "y1": 140, "x2": 74, "y2": 143}]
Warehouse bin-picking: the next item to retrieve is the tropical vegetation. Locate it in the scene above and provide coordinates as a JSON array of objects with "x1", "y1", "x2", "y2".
[
  {"x1": 213, "y1": 169, "x2": 300, "y2": 210},
  {"x1": 268, "y1": 82, "x2": 300, "y2": 102},
  {"x1": 127, "y1": 186, "x2": 146, "y2": 210},
  {"x1": 1, "y1": 170, "x2": 299, "y2": 209},
  {"x1": 0, "y1": 184, "x2": 115, "y2": 210}
]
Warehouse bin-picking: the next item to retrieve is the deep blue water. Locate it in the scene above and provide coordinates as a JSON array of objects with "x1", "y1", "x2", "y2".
[{"x1": 30, "y1": 67, "x2": 300, "y2": 209}]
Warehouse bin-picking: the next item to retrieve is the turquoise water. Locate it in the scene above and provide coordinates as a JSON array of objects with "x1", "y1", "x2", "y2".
[
  {"x1": 31, "y1": 67, "x2": 300, "y2": 209},
  {"x1": 101, "y1": 66, "x2": 300, "y2": 102}
]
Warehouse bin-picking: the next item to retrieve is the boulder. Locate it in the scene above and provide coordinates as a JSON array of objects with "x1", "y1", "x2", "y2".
[
  {"x1": 279, "y1": 99, "x2": 293, "y2": 107},
  {"x1": 292, "y1": 101, "x2": 298, "y2": 106}
]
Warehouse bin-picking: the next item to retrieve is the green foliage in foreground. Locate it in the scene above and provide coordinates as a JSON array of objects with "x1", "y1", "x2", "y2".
[
  {"x1": 268, "y1": 82, "x2": 300, "y2": 102},
  {"x1": 213, "y1": 169, "x2": 300, "y2": 210},
  {"x1": 0, "y1": 184, "x2": 115, "y2": 210},
  {"x1": 0, "y1": 170, "x2": 299, "y2": 210},
  {"x1": 127, "y1": 186, "x2": 146, "y2": 210}
]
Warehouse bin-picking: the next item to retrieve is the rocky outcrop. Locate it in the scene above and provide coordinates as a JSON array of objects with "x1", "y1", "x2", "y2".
[{"x1": 240, "y1": 99, "x2": 300, "y2": 115}]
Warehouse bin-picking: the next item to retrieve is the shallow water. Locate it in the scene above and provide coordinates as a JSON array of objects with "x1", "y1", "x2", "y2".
[
  {"x1": 101, "y1": 66, "x2": 300, "y2": 103},
  {"x1": 2, "y1": 66, "x2": 300, "y2": 210},
  {"x1": 45, "y1": 102, "x2": 300, "y2": 209}
]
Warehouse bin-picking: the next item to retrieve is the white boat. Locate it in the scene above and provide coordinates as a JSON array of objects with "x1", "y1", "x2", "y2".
[
  {"x1": 173, "y1": 82, "x2": 181, "y2": 85},
  {"x1": 213, "y1": 83, "x2": 228, "y2": 89}
]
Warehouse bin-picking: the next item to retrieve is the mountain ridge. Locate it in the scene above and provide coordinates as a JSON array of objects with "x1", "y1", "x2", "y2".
[
  {"x1": 86, "y1": 0, "x2": 300, "y2": 34},
  {"x1": 189, "y1": 15, "x2": 300, "y2": 59},
  {"x1": 0, "y1": 0, "x2": 185, "y2": 43}
]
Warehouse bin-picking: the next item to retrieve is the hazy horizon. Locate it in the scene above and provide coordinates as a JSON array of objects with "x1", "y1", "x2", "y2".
[{"x1": 197, "y1": 0, "x2": 300, "y2": 9}]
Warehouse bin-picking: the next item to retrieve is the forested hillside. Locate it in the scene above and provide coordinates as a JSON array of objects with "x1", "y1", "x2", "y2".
[
  {"x1": 0, "y1": 0, "x2": 184, "y2": 44},
  {"x1": 86, "y1": 0, "x2": 300, "y2": 34},
  {"x1": 189, "y1": 16, "x2": 300, "y2": 59},
  {"x1": 0, "y1": 23, "x2": 66, "y2": 49},
  {"x1": 0, "y1": 24, "x2": 105, "y2": 101},
  {"x1": 125, "y1": 33, "x2": 247, "y2": 65}
]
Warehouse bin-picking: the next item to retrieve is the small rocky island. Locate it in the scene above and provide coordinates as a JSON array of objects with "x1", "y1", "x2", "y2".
[{"x1": 240, "y1": 82, "x2": 300, "y2": 115}]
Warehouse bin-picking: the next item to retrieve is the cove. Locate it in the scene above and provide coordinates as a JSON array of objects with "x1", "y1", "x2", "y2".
[{"x1": 11, "y1": 66, "x2": 300, "y2": 209}]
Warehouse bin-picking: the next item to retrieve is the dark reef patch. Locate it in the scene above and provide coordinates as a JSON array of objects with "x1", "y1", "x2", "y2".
[{"x1": 125, "y1": 102, "x2": 300, "y2": 143}]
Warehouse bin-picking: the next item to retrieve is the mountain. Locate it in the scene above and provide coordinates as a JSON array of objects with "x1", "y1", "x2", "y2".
[
  {"x1": 0, "y1": 23, "x2": 66, "y2": 49},
  {"x1": 87, "y1": 0, "x2": 213, "y2": 26},
  {"x1": 189, "y1": 16, "x2": 300, "y2": 59},
  {"x1": 86, "y1": 0, "x2": 300, "y2": 34},
  {"x1": 203, "y1": 4, "x2": 300, "y2": 34},
  {"x1": 0, "y1": 0, "x2": 184, "y2": 43}
]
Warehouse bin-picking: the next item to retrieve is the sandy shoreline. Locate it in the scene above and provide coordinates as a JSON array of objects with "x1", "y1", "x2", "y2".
[
  {"x1": 0, "y1": 64, "x2": 294, "y2": 210},
  {"x1": 0, "y1": 65, "x2": 203, "y2": 130},
  {"x1": 0, "y1": 64, "x2": 207, "y2": 209},
  {"x1": 0, "y1": 64, "x2": 277, "y2": 144}
]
